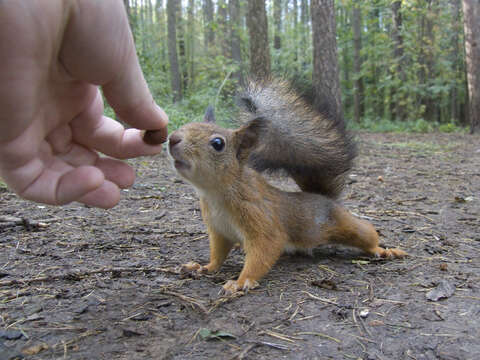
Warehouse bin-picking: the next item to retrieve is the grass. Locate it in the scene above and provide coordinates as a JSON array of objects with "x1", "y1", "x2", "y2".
[{"x1": 349, "y1": 117, "x2": 467, "y2": 133}]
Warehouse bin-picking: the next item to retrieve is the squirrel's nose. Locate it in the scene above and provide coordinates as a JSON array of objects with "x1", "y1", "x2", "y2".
[{"x1": 169, "y1": 132, "x2": 182, "y2": 149}]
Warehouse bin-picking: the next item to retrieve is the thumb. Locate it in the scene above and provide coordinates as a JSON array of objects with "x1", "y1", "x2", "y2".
[
  {"x1": 60, "y1": 0, "x2": 168, "y2": 140},
  {"x1": 102, "y1": 44, "x2": 169, "y2": 143}
]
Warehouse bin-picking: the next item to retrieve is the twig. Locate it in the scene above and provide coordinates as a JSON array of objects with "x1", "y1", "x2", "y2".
[
  {"x1": 246, "y1": 340, "x2": 290, "y2": 351},
  {"x1": 295, "y1": 331, "x2": 341, "y2": 344},
  {"x1": 301, "y1": 291, "x2": 339, "y2": 306},
  {"x1": 258, "y1": 330, "x2": 302, "y2": 343},
  {"x1": 214, "y1": 70, "x2": 233, "y2": 109},
  {"x1": 160, "y1": 290, "x2": 208, "y2": 314},
  {"x1": 229, "y1": 344, "x2": 257, "y2": 360}
]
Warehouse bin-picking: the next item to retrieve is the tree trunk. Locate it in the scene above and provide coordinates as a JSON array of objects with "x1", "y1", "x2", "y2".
[
  {"x1": 203, "y1": 0, "x2": 215, "y2": 50},
  {"x1": 293, "y1": 0, "x2": 298, "y2": 63},
  {"x1": 229, "y1": 0, "x2": 244, "y2": 85},
  {"x1": 391, "y1": 0, "x2": 406, "y2": 121},
  {"x1": 352, "y1": 0, "x2": 364, "y2": 122},
  {"x1": 247, "y1": 0, "x2": 271, "y2": 79},
  {"x1": 310, "y1": 0, "x2": 343, "y2": 120},
  {"x1": 167, "y1": 0, "x2": 182, "y2": 102},
  {"x1": 420, "y1": 0, "x2": 437, "y2": 123},
  {"x1": 273, "y1": 0, "x2": 282, "y2": 50},
  {"x1": 176, "y1": 2, "x2": 188, "y2": 92},
  {"x1": 462, "y1": 0, "x2": 480, "y2": 133},
  {"x1": 300, "y1": 0, "x2": 309, "y2": 64},
  {"x1": 449, "y1": 0, "x2": 461, "y2": 124},
  {"x1": 187, "y1": 0, "x2": 195, "y2": 87},
  {"x1": 147, "y1": 0, "x2": 153, "y2": 25},
  {"x1": 218, "y1": 0, "x2": 229, "y2": 57},
  {"x1": 156, "y1": 0, "x2": 168, "y2": 72}
]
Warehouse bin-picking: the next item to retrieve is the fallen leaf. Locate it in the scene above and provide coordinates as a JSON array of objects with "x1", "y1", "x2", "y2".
[
  {"x1": 22, "y1": 343, "x2": 48, "y2": 356},
  {"x1": 426, "y1": 280, "x2": 455, "y2": 301},
  {"x1": 310, "y1": 279, "x2": 338, "y2": 290},
  {"x1": 198, "y1": 328, "x2": 236, "y2": 341}
]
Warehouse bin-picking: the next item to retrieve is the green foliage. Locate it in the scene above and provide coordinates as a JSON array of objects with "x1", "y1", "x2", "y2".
[
  {"x1": 123, "y1": 0, "x2": 467, "y2": 133},
  {"x1": 350, "y1": 117, "x2": 467, "y2": 133}
]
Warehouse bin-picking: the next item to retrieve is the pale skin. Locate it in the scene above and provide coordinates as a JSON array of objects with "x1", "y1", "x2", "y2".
[{"x1": 0, "y1": 0, "x2": 168, "y2": 209}]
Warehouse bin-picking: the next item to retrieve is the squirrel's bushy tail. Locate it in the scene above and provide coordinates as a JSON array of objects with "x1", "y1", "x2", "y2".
[{"x1": 237, "y1": 78, "x2": 356, "y2": 199}]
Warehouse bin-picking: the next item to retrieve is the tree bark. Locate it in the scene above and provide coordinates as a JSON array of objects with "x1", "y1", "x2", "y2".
[
  {"x1": 247, "y1": 0, "x2": 271, "y2": 79},
  {"x1": 300, "y1": 0, "x2": 309, "y2": 63},
  {"x1": 293, "y1": 0, "x2": 298, "y2": 63},
  {"x1": 218, "y1": 0, "x2": 229, "y2": 57},
  {"x1": 449, "y1": 0, "x2": 462, "y2": 124},
  {"x1": 310, "y1": 0, "x2": 343, "y2": 120},
  {"x1": 273, "y1": 0, "x2": 282, "y2": 50},
  {"x1": 229, "y1": 0, "x2": 244, "y2": 85},
  {"x1": 167, "y1": 0, "x2": 182, "y2": 102},
  {"x1": 391, "y1": 0, "x2": 406, "y2": 121},
  {"x1": 462, "y1": 0, "x2": 480, "y2": 133},
  {"x1": 187, "y1": 0, "x2": 195, "y2": 87},
  {"x1": 156, "y1": 0, "x2": 167, "y2": 72},
  {"x1": 418, "y1": 0, "x2": 437, "y2": 123},
  {"x1": 203, "y1": 0, "x2": 215, "y2": 50},
  {"x1": 352, "y1": 0, "x2": 364, "y2": 122},
  {"x1": 176, "y1": 1, "x2": 188, "y2": 92}
]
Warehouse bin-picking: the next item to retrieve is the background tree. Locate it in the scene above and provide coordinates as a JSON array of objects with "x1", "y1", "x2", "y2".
[
  {"x1": 167, "y1": 0, "x2": 182, "y2": 102},
  {"x1": 462, "y1": 0, "x2": 480, "y2": 133},
  {"x1": 390, "y1": 0, "x2": 406, "y2": 121},
  {"x1": 247, "y1": 0, "x2": 271, "y2": 79},
  {"x1": 311, "y1": 0, "x2": 343, "y2": 119},
  {"x1": 352, "y1": 0, "x2": 364, "y2": 123},
  {"x1": 120, "y1": 0, "x2": 471, "y2": 133},
  {"x1": 203, "y1": 0, "x2": 215, "y2": 50},
  {"x1": 217, "y1": 0, "x2": 229, "y2": 56},
  {"x1": 229, "y1": 0, "x2": 244, "y2": 85},
  {"x1": 273, "y1": 0, "x2": 282, "y2": 50}
]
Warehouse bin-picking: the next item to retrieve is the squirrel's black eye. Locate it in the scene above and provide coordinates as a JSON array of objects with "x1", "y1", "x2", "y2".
[{"x1": 210, "y1": 137, "x2": 225, "y2": 151}]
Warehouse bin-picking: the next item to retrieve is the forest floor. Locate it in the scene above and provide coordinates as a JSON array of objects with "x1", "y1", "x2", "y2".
[{"x1": 0, "y1": 132, "x2": 479, "y2": 360}]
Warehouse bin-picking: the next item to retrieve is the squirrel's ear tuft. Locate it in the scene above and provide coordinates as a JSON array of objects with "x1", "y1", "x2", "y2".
[
  {"x1": 203, "y1": 105, "x2": 216, "y2": 123},
  {"x1": 234, "y1": 117, "x2": 264, "y2": 162}
]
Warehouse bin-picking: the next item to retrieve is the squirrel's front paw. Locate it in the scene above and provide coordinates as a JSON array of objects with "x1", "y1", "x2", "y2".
[
  {"x1": 180, "y1": 261, "x2": 209, "y2": 274},
  {"x1": 222, "y1": 279, "x2": 259, "y2": 294}
]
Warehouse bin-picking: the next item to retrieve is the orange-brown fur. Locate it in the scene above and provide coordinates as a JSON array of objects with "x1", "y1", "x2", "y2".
[{"x1": 169, "y1": 121, "x2": 406, "y2": 294}]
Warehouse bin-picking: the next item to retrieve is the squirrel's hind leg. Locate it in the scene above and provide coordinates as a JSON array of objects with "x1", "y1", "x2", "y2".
[{"x1": 327, "y1": 205, "x2": 407, "y2": 259}]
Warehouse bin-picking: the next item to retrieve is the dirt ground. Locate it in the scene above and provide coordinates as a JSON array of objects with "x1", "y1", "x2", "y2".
[{"x1": 1, "y1": 132, "x2": 479, "y2": 360}]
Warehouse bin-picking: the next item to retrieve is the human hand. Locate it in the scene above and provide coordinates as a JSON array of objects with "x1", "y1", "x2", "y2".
[{"x1": 0, "y1": 0, "x2": 168, "y2": 209}]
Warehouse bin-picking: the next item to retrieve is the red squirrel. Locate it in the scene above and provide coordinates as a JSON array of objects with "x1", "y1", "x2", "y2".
[{"x1": 148, "y1": 79, "x2": 406, "y2": 294}]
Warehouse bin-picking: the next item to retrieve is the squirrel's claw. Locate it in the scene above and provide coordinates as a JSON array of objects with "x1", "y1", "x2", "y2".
[
  {"x1": 371, "y1": 247, "x2": 408, "y2": 259},
  {"x1": 222, "y1": 279, "x2": 259, "y2": 295},
  {"x1": 180, "y1": 261, "x2": 209, "y2": 274}
]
